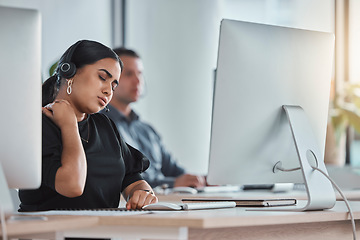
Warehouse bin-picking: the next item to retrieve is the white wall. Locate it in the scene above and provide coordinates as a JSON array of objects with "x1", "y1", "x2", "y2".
[
  {"x1": 126, "y1": 0, "x2": 222, "y2": 174},
  {"x1": 349, "y1": 0, "x2": 360, "y2": 83},
  {"x1": 0, "y1": 0, "x2": 334, "y2": 176},
  {"x1": 0, "y1": 0, "x2": 113, "y2": 79},
  {"x1": 223, "y1": 0, "x2": 334, "y2": 32},
  {"x1": 125, "y1": 0, "x2": 335, "y2": 175}
]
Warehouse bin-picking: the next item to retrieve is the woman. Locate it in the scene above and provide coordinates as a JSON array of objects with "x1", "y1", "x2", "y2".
[{"x1": 19, "y1": 40, "x2": 158, "y2": 211}]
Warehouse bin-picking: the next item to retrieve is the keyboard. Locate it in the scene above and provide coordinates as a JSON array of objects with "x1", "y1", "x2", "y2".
[
  {"x1": 184, "y1": 201, "x2": 236, "y2": 210},
  {"x1": 19, "y1": 208, "x2": 149, "y2": 216},
  {"x1": 197, "y1": 185, "x2": 241, "y2": 193},
  {"x1": 142, "y1": 201, "x2": 236, "y2": 211}
]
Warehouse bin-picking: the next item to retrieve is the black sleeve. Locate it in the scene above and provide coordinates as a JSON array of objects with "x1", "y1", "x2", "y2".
[
  {"x1": 41, "y1": 114, "x2": 63, "y2": 191},
  {"x1": 107, "y1": 116, "x2": 150, "y2": 190}
]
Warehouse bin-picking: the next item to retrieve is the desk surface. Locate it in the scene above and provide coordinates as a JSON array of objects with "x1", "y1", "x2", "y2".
[
  {"x1": 1, "y1": 215, "x2": 97, "y2": 237},
  {"x1": 97, "y1": 200, "x2": 360, "y2": 228},
  {"x1": 2, "y1": 199, "x2": 360, "y2": 240},
  {"x1": 157, "y1": 188, "x2": 360, "y2": 202},
  {"x1": 74, "y1": 200, "x2": 360, "y2": 240}
]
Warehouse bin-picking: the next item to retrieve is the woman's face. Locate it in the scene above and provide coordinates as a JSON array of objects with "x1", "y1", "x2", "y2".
[{"x1": 69, "y1": 58, "x2": 121, "y2": 114}]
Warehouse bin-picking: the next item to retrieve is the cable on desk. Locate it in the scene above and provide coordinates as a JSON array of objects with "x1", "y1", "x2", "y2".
[
  {"x1": 0, "y1": 206, "x2": 8, "y2": 240},
  {"x1": 312, "y1": 166, "x2": 356, "y2": 240},
  {"x1": 276, "y1": 165, "x2": 357, "y2": 240}
]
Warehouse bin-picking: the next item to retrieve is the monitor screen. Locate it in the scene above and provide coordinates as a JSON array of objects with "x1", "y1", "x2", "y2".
[
  {"x1": 0, "y1": 7, "x2": 41, "y2": 193},
  {"x1": 207, "y1": 20, "x2": 334, "y2": 188}
]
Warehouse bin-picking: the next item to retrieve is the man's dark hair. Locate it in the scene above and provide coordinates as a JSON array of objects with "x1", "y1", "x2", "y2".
[{"x1": 113, "y1": 47, "x2": 140, "y2": 58}]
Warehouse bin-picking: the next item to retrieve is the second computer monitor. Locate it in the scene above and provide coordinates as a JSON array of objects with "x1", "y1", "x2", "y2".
[{"x1": 208, "y1": 20, "x2": 334, "y2": 186}]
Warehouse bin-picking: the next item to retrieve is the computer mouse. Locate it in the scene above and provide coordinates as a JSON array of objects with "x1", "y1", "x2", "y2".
[
  {"x1": 171, "y1": 187, "x2": 198, "y2": 194},
  {"x1": 142, "y1": 202, "x2": 182, "y2": 210}
]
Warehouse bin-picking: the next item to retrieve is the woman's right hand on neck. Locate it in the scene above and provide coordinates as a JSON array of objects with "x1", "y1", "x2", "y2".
[{"x1": 42, "y1": 99, "x2": 77, "y2": 128}]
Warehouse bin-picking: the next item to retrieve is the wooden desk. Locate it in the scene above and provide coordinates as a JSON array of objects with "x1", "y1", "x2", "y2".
[
  {"x1": 158, "y1": 188, "x2": 360, "y2": 201},
  {"x1": 9, "y1": 200, "x2": 359, "y2": 240},
  {"x1": 0, "y1": 215, "x2": 97, "y2": 239}
]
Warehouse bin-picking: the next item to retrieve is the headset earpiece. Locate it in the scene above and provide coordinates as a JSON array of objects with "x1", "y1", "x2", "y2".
[
  {"x1": 59, "y1": 62, "x2": 76, "y2": 79},
  {"x1": 58, "y1": 40, "x2": 82, "y2": 79}
]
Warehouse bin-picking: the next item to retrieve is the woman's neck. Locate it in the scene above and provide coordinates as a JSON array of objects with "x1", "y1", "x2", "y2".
[{"x1": 55, "y1": 91, "x2": 87, "y2": 122}]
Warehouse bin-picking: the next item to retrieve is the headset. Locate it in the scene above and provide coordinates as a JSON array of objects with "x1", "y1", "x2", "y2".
[{"x1": 58, "y1": 40, "x2": 83, "y2": 79}]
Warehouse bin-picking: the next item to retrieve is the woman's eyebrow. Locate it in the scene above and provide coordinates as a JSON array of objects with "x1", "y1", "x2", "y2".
[{"x1": 99, "y1": 69, "x2": 113, "y2": 78}]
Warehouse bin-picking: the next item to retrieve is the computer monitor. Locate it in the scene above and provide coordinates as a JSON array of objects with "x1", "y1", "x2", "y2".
[
  {"x1": 0, "y1": 6, "x2": 42, "y2": 215},
  {"x1": 207, "y1": 19, "x2": 336, "y2": 211}
]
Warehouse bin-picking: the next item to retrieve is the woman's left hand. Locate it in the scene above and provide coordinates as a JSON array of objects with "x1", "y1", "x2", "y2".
[{"x1": 126, "y1": 189, "x2": 158, "y2": 210}]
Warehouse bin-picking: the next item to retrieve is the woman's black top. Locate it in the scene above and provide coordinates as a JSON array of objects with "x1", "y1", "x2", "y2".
[{"x1": 18, "y1": 113, "x2": 149, "y2": 211}]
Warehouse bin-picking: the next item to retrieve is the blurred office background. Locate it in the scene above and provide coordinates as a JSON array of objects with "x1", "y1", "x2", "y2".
[{"x1": 1, "y1": 0, "x2": 359, "y2": 173}]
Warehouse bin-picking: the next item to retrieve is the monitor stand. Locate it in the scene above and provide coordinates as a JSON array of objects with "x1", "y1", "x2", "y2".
[
  {"x1": 283, "y1": 105, "x2": 336, "y2": 210},
  {"x1": 0, "y1": 163, "x2": 14, "y2": 219},
  {"x1": 252, "y1": 105, "x2": 336, "y2": 212}
]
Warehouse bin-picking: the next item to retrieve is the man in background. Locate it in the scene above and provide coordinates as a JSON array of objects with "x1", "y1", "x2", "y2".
[{"x1": 103, "y1": 47, "x2": 206, "y2": 189}]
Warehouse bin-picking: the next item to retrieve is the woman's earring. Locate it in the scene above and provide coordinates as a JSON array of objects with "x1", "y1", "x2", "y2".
[{"x1": 67, "y1": 79, "x2": 73, "y2": 95}]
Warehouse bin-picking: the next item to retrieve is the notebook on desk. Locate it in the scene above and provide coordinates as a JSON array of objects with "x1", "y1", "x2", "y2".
[
  {"x1": 182, "y1": 197, "x2": 297, "y2": 207},
  {"x1": 142, "y1": 201, "x2": 236, "y2": 211}
]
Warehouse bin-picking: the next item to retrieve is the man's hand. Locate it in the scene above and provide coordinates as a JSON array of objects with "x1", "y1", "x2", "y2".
[{"x1": 174, "y1": 174, "x2": 206, "y2": 188}]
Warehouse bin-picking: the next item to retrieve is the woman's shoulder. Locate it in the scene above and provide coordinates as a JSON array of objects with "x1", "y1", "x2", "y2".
[
  {"x1": 90, "y1": 112, "x2": 112, "y2": 124},
  {"x1": 90, "y1": 112, "x2": 122, "y2": 142},
  {"x1": 90, "y1": 112, "x2": 118, "y2": 131},
  {"x1": 41, "y1": 114, "x2": 62, "y2": 141},
  {"x1": 42, "y1": 113, "x2": 58, "y2": 129}
]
